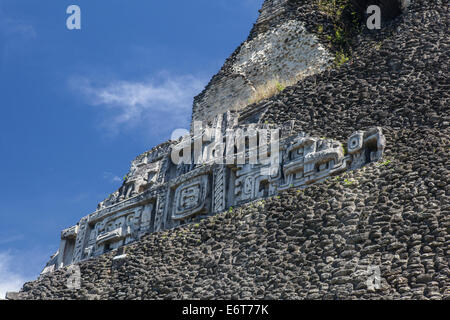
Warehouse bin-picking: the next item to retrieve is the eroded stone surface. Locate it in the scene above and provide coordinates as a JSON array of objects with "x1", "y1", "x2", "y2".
[{"x1": 192, "y1": 13, "x2": 332, "y2": 125}]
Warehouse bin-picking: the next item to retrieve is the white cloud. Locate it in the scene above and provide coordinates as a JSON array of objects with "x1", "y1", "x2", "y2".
[
  {"x1": 0, "y1": 251, "x2": 29, "y2": 299},
  {"x1": 0, "y1": 7, "x2": 36, "y2": 38},
  {"x1": 103, "y1": 171, "x2": 123, "y2": 184},
  {"x1": 70, "y1": 73, "x2": 206, "y2": 137},
  {"x1": 112, "y1": 176, "x2": 122, "y2": 183}
]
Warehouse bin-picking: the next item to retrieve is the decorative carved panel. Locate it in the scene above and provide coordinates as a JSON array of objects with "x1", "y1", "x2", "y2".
[{"x1": 172, "y1": 175, "x2": 209, "y2": 221}]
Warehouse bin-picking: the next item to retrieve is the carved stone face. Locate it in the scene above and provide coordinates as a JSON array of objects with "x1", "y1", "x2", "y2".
[
  {"x1": 172, "y1": 175, "x2": 208, "y2": 221},
  {"x1": 115, "y1": 217, "x2": 125, "y2": 229},
  {"x1": 180, "y1": 185, "x2": 200, "y2": 210},
  {"x1": 348, "y1": 132, "x2": 364, "y2": 154},
  {"x1": 126, "y1": 212, "x2": 140, "y2": 229}
]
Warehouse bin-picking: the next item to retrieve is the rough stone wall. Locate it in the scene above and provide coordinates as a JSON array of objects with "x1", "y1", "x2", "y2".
[
  {"x1": 191, "y1": 0, "x2": 412, "y2": 126},
  {"x1": 350, "y1": 0, "x2": 410, "y2": 21},
  {"x1": 14, "y1": 134, "x2": 449, "y2": 299},
  {"x1": 255, "y1": 0, "x2": 288, "y2": 26},
  {"x1": 242, "y1": 0, "x2": 448, "y2": 139}
]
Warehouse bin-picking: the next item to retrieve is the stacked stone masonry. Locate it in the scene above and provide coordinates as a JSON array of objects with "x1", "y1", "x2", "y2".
[{"x1": 9, "y1": 0, "x2": 449, "y2": 300}]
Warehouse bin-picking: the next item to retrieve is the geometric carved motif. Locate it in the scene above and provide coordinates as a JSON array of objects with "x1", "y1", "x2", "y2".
[
  {"x1": 172, "y1": 175, "x2": 209, "y2": 221},
  {"x1": 234, "y1": 162, "x2": 280, "y2": 205},
  {"x1": 281, "y1": 136, "x2": 346, "y2": 188},
  {"x1": 213, "y1": 166, "x2": 226, "y2": 213}
]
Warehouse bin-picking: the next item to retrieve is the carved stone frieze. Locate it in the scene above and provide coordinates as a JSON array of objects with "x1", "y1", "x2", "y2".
[{"x1": 43, "y1": 111, "x2": 386, "y2": 273}]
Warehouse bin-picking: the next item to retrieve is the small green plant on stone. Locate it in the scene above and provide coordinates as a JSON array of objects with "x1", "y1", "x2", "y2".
[
  {"x1": 334, "y1": 26, "x2": 345, "y2": 44},
  {"x1": 276, "y1": 82, "x2": 285, "y2": 92},
  {"x1": 341, "y1": 143, "x2": 348, "y2": 155},
  {"x1": 316, "y1": 0, "x2": 361, "y2": 68},
  {"x1": 344, "y1": 178, "x2": 355, "y2": 185},
  {"x1": 351, "y1": 10, "x2": 359, "y2": 28},
  {"x1": 334, "y1": 50, "x2": 349, "y2": 67},
  {"x1": 378, "y1": 159, "x2": 391, "y2": 166}
]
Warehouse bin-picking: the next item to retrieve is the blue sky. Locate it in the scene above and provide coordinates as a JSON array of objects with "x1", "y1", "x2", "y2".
[{"x1": 0, "y1": 0, "x2": 264, "y2": 297}]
